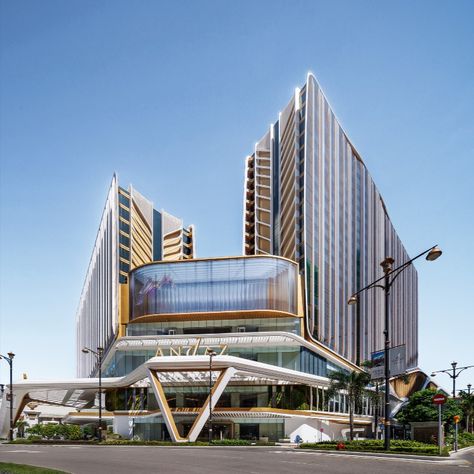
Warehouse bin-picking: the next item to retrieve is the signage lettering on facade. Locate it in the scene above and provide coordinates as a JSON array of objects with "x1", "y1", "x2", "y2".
[{"x1": 155, "y1": 339, "x2": 227, "y2": 357}]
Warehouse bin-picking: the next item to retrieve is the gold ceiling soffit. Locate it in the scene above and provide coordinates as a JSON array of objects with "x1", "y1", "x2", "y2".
[
  {"x1": 129, "y1": 309, "x2": 301, "y2": 324},
  {"x1": 129, "y1": 254, "x2": 298, "y2": 272}
]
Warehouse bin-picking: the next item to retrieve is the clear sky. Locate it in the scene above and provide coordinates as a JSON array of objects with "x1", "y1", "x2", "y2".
[{"x1": 1, "y1": 0, "x2": 473, "y2": 394}]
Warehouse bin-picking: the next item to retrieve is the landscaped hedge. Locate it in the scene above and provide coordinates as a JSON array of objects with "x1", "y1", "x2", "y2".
[
  {"x1": 24, "y1": 424, "x2": 82, "y2": 440},
  {"x1": 11, "y1": 438, "x2": 273, "y2": 447},
  {"x1": 446, "y1": 431, "x2": 474, "y2": 450},
  {"x1": 101, "y1": 439, "x2": 258, "y2": 446},
  {"x1": 10, "y1": 438, "x2": 99, "y2": 445},
  {"x1": 299, "y1": 439, "x2": 447, "y2": 456}
]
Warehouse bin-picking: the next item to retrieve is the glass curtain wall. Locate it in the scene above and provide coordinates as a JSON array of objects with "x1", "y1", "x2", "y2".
[
  {"x1": 130, "y1": 257, "x2": 297, "y2": 319},
  {"x1": 103, "y1": 346, "x2": 327, "y2": 378},
  {"x1": 106, "y1": 385, "x2": 372, "y2": 416},
  {"x1": 126, "y1": 317, "x2": 301, "y2": 336}
]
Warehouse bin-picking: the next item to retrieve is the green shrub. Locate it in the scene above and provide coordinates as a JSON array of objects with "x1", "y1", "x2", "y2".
[
  {"x1": 65, "y1": 424, "x2": 82, "y2": 440},
  {"x1": 446, "y1": 431, "x2": 474, "y2": 449},
  {"x1": 25, "y1": 423, "x2": 85, "y2": 440},
  {"x1": 100, "y1": 439, "x2": 253, "y2": 446},
  {"x1": 211, "y1": 439, "x2": 252, "y2": 446},
  {"x1": 300, "y1": 439, "x2": 443, "y2": 456},
  {"x1": 81, "y1": 425, "x2": 94, "y2": 439}
]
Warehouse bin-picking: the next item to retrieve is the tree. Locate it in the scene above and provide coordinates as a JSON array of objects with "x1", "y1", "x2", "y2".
[
  {"x1": 459, "y1": 391, "x2": 474, "y2": 433},
  {"x1": 327, "y1": 369, "x2": 372, "y2": 441},
  {"x1": 396, "y1": 389, "x2": 462, "y2": 429}
]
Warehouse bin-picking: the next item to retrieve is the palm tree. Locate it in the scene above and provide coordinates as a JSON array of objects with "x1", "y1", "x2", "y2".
[
  {"x1": 327, "y1": 369, "x2": 372, "y2": 441},
  {"x1": 15, "y1": 419, "x2": 27, "y2": 438}
]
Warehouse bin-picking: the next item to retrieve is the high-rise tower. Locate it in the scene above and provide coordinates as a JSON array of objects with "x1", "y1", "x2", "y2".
[
  {"x1": 76, "y1": 175, "x2": 194, "y2": 376},
  {"x1": 243, "y1": 73, "x2": 418, "y2": 368}
]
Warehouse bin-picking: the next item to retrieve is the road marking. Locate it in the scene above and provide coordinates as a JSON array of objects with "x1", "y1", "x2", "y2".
[{"x1": 4, "y1": 449, "x2": 42, "y2": 453}]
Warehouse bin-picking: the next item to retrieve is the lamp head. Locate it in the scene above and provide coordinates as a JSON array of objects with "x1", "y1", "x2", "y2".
[
  {"x1": 348, "y1": 295, "x2": 358, "y2": 306},
  {"x1": 426, "y1": 246, "x2": 442, "y2": 261},
  {"x1": 7, "y1": 352, "x2": 15, "y2": 360},
  {"x1": 206, "y1": 348, "x2": 217, "y2": 356},
  {"x1": 97, "y1": 347, "x2": 104, "y2": 354},
  {"x1": 430, "y1": 373, "x2": 436, "y2": 377},
  {"x1": 82, "y1": 348, "x2": 89, "y2": 354},
  {"x1": 452, "y1": 361, "x2": 458, "y2": 369},
  {"x1": 380, "y1": 257, "x2": 395, "y2": 274}
]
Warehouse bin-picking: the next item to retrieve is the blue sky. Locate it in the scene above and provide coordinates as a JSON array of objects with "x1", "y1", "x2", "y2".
[{"x1": 1, "y1": 0, "x2": 473, "y2": 393}]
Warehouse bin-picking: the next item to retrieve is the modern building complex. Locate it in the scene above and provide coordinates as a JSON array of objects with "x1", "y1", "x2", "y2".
[
  {"x1": 243, "y1": 73, "x2": 418, "y2": 368},
  {"x1": 3, "y1": 255, "x2": 374, "y2": 442},
  {"x1": 1, "y1": 74, "x2": 420, "y2": 443},
  {"x1": 76, "y1": 174, "x2": 194, "y2": 377}
]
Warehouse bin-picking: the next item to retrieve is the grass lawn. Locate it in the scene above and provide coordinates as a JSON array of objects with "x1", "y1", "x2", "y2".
[{"x1": 0, "y1": 462, "x2": 68, "y2": 473}]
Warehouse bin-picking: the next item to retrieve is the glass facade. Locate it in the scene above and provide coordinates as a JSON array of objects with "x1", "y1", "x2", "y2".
[
  {"x1": 130, "y1": 257, "x2": 297, "y2": 319},
  {"x1": 122, "y1": 414, "x2": 286, "y2": 442},
  {"x1": 126, "y1": 317, "x2": 301, "y2": 337},
  {"x1": 103, "y1": 345, "x2": 327, "y2": 378},
  {"x1": 106, "y1": 383, "x2": 373, "y2": 425},
  {"x1": 243, "y1": 73, "x2": 418, "y2": 368}
]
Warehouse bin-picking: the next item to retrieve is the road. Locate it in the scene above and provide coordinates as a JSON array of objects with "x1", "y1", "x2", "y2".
[{"x1": 0, "y1": 445, "x2": 473, "y2": 474}]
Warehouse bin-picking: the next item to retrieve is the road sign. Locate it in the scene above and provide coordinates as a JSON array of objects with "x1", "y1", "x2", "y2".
[
  {"x1": 370, "y1": 345, "x2": 406, "y2": 379},
  {"x1": 432, "y1": 393, "x2": 447, "y2": 405},
  {"x1": 454, "y1": 415, "x2": 461, "y2": 424}
]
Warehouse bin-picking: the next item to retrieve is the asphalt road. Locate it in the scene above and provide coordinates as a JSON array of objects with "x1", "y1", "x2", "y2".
[{"x1": 0, "y1": 445, "x2": 473, "y2": 474}]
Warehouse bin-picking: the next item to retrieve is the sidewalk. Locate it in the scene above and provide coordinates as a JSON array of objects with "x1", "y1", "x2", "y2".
[
  {"x1": 449, "y1": 445, "x2": 474, "y2": 457},
  {"x1": 296, "y1": 448, "x2": 452, "y2": 462}
]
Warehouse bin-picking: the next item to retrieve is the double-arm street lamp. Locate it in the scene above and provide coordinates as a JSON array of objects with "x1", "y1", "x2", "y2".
[
  {"x1": 82, "y1": 346, "x2": 104, "y2": 441},
  {"x1": 430, "y1": 362, "x2": 474, "y2": 399},
  {"x1": 206, "y1": 348, "x2": 217, "y2": 444},
  {"x1": 0, "y1": 352, "x2": 15, "y2": 441},
  {"x1": 348, "y1": 245, "x2": 442, "y2": 450},
  {"x1": 431, "y1": 363, "x2": 474, "y2": 451}
]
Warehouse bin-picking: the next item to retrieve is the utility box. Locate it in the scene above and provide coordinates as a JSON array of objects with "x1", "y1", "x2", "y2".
[{"x1": 410, "y1": 421, "x2": 443, "y2": 444}]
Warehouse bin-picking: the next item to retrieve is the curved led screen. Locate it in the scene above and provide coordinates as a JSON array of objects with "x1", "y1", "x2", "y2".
[{"x1": 130, "y1": 257, "x2": 297, "y2": 320}]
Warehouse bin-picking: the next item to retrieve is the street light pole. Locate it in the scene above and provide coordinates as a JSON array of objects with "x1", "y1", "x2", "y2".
[
  {"x1": 452, "y1": 362, "x2": 457, "y2": 399},
  {"x1": 206, "y1": 348, "x2": 217, "y2": 444},
  {"x1": 348, "y1": 245, "x2": 442, "y2": 451},
  {"x1": 98, "y1": 348, "x2": 103, "y2": 441},
  {"x1": 0, "y1": 352, "x2": 15, "y2": 442},
  {"x1": 431, "y1": 363, "x2": 474, "y2": 399},
  {"x1": 82, "y1": 346, "x2": 104, "y2": 441},
  {"x1": 356, "y1": 301, "x2": 361, "y2": 367},
  {"x1": 381, "y1": 257, "x2": 393, "y2": 451},
  {"x1": 431, "y1": 363, "x2": 474, "y2": 452}
]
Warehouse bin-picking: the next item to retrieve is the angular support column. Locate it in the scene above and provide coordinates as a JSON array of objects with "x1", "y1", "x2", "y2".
[
  {"x1": 147, "y1": 367, "x2": 236, "y2": 443},
  {"x1": 187, "y1": 367, "x2": 236, "y2": 442}
]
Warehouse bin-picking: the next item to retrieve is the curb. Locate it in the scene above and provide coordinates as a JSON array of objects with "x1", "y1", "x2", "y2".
[
  {"x1": 1, "y1": 443, "x2": 278, "y2": 449},
  {"x1": 298, "y1": 448, "x2": 450, "y2": 461},
  {"x1": 449, "y1": 445, "x2": 474, "y2": 457}
]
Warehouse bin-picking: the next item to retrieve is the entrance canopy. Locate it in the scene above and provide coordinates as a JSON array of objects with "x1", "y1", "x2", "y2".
[{"x1": 0, "y1": 355, "x2": 331, "y2": 439}]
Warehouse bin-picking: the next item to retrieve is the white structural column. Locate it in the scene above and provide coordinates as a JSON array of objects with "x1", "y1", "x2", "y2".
[{"x1": 147, "y1": 367, "x2": 236, "y2": 443}]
